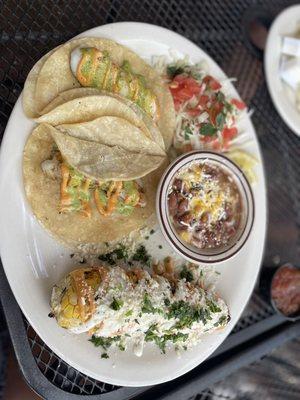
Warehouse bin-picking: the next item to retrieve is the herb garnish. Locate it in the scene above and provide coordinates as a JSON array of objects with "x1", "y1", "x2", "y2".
[
  {"x1": 216, "y1": 91, "x2": 225, "y2": 102},
  {"x1": 101, "y1": 353, "x2": 109, "y2": 359},
  {"x1": 90, "y1": 335, "x2": 121, "y2": 350},
  {"x1": 199, "y1": 123, "x2": 217, "y2": 136},
  {"x1": 110, "y1": 297, "x2": 124, "y2": 311},
  {"x1": 216, "y1": 112, "x2": 225, "y2": 130},
  {"x1": 184, "y1": 126, "x2": 193, "y2": 140},
  {"x1": 167, "y1": 65, "x2": 185, "y2": 79},
  {"x1": 98, "y1": 244, "x2": 129, "y2": 265},
  {"x1": 180, "y1": 266, "x2": 194, "y2": 282},
  {"x1": 164, "y1": 298, "x2": 170, "y2": 307},
  {"x1": 145, "y1": 325, "x2": 188, "y2": 353},
  {"x1": 214, "y1": 315, "x2": 228, "y2": 327},
  {"x1": 132, "y1": 245, "x2": 151, "y2": 264},
  {"x1": 168, "y1": 301, "x2": 212, "y2": 328},
  {"x1": 98, "y1": 252, "x2": 116, "y2": 265},
  {"x1": 141, "y1": 293, "x2": 162, "y2": 314},
  {"x1": 114, "y1": 245, "x2": 129, "y2": 260},
  {"x1": 118, "y1": 343, "x2": 125, "y2": 351},
  {"x1": 125, "y1": 310, "x2": 133, "y2": 317},
  {"x1": 207, "y1": 300, "x2": 221, "y2": 313}
]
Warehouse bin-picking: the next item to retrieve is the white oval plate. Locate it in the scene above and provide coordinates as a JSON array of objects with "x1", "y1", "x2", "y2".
[
  {"x1": 0, "y1": 22, "x2": 266, "y2": 387},
  {"x1": 265, "y1": 5, "x2": 300, "y2": 136}
]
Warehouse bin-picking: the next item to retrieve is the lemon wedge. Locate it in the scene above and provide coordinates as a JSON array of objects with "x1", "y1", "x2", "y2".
[{"x1": 226, "y1": 150, "x2": 258, "y2": 184}]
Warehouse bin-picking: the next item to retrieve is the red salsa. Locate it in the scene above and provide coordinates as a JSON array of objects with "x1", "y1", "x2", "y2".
[
  {"x1": 168, "y1": 161, "x2": 242, "y2": 250},
  {"x1": 271, "y1": 265, "x2": 300, "y2": 317}
]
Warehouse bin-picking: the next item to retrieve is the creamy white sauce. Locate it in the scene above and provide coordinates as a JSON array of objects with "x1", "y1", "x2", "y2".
[{"x1": 51, "y1": 265, "x2": 229, "y2": 356}]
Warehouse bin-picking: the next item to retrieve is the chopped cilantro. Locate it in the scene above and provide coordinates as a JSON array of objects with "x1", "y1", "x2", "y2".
[
  {"x1": 89, "y1": 335, "x2": 120, "y2": 350},
  {"x1": 118, "y1": 343, "x2": 125, "y2": 351},
  {"x1": 214, "y1": 314, "x2": 228, "y2": 327},
  {"x1": 167, "y1": 65, "x2": 185, "y2": 79},
  {"x1": 110, "y1": 297, "x2": 124, "y2": 311},
  {"x1": 98, "y1": 244, "x2": 129, "y2": 265},
  {"x1": 164, "y1": 298, "x2": 170, "y2": 307},
  {"x1": 207, "y1": 300, "x2": 221, "y2": 313},
  {"x1": 180, "y1": 266, "x2": 194, "y2": 282},
  {"x1": 142, "y1": 293, "x2": 157, "y2": 314},
  {"x1": 98, "y1": 252, "x2": 115, "y2": 265},
  {"x1": 199, "y1": 123, "x2": 217, "y2": 136},
  {"x1": 184, "y1": 126, "x2": 193, "y2": 140},
  {"x1": 216, "y1": 112, "x2": 225, "y2": 130},
  {"x1": 224, "y1": 100, "x2": 234, "y2": 113},
  {"x1": 114, "y1": 244, "x2": 129, "y2": 261},
  {"x1": 168, "y1": 301, "x2": 211, "y2": 328},
  {"x1": 125, "y1": 310, "x2": 133, "y2": 317},
  {"x1": 216, "y1": 91, "x2": 225, "y2": 102},
  {"x1": 132, "y1": 245, "x2": 151, "y2": 264},
  {"x1": 145, "y1": 325, "x2": 188, "y2": 354},
  {"x1": 101, "y1": 353, "x2": 109, "y2": 359}
]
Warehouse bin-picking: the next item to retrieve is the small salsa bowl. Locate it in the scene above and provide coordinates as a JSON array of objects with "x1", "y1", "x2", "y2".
[
  {"x1": 270, "y1": 264, "x2": 300, "y2": 321},
  {"x1": 156, "y1": 151, "x2": 255, "y2": 264}
]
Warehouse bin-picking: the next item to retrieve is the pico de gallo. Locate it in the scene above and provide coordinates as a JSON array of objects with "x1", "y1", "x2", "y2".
[{"x1": 165, "y1": 61, "x2": 246, "y2": 153}]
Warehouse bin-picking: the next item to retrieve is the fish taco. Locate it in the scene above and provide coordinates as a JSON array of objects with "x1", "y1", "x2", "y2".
[
  {"x1": 23, "y1": 123, "x2": 167, "y2": 251},
  {"x1": 23, "y1": 37, "x2": 175, "y2": 149}
]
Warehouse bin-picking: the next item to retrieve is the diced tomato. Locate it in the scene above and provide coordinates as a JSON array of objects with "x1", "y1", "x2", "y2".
[
  {"x1": 186, "y1": 95, "x2": 210, "y2": 116},
  {"x1": 198, "y1": 94, "x2": 210, "y2": 108},
  {"x1": 203, "y1": 75, "x2": 222, "y2": 91},
  {"x1": 222, "y1": 126, "x2": 238, "y2": 141},
  {"x1": 170, "y1": 87, "x2": 193, "y2": 102},
  {"x1": 172, "y1": 74, "x2": 186, "y2": 83},
  {"x1": 231, "y1": 98, "x2": 246, "y2": 110},
  {"x1": 187, "y1": 108, "x2": 201, "y2": 117},
  {"x1": 200, "y1": 135, "x2": 215, "y2": 143},
  {"x1": 209, "y1": 101, "x2": 223, "y2": 125},
  {"x1": 177, "y1": 75, "x2": 201, "y2": 88},
  {"x1": 212, "y1": 138, "x2": 221, "y2": 150},
  {"x1": 169, "y1": 75, "x2": 202, "y2": 108}
]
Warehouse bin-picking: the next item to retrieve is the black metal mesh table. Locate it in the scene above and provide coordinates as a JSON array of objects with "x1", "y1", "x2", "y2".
[{"x1": 0, "y1": 1, "x2": 300, "y2": 399}]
